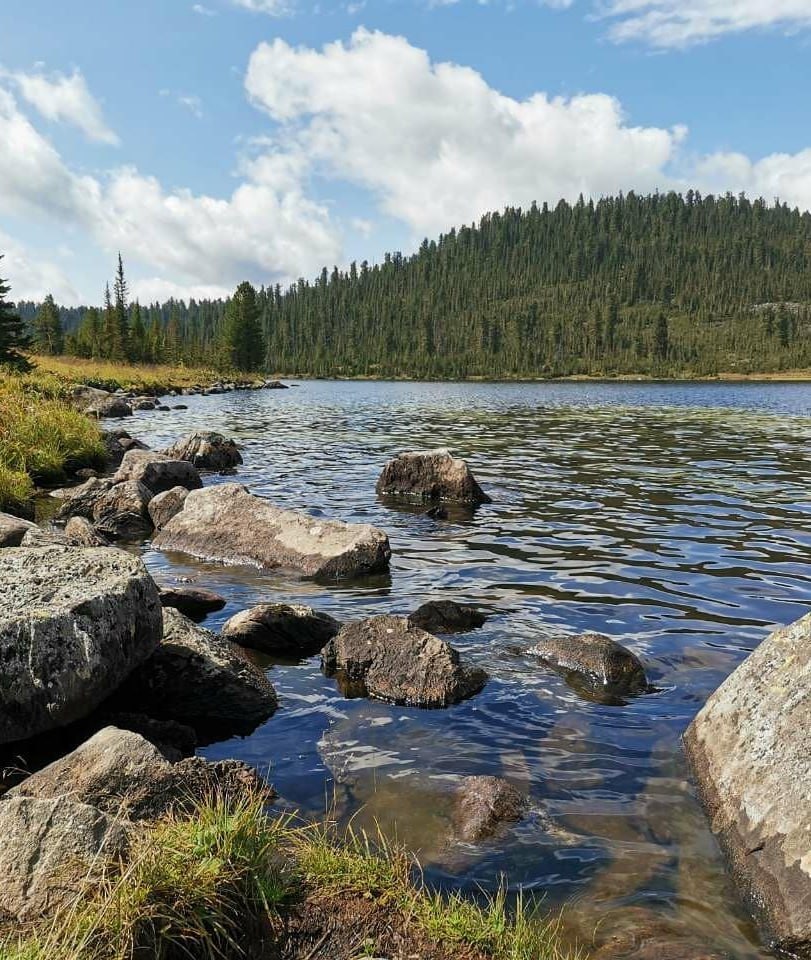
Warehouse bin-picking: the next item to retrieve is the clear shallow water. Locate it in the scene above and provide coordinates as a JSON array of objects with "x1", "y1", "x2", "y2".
[{"x1": 131, "y1": 381, "x2": 811, "y2": 958}]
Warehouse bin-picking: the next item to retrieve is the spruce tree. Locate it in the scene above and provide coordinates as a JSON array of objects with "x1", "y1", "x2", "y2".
[
  {"x1": 112, "y1": 253, "x2": 129, "y2": 359},
  {"x1": 0, "y1": 257, "x2": 31, "y2": 370},
  {"x1": 32, "y1": 294, "x2": 63, "y2": 355},
  {"x1": 129, "y1": 301, "x2": 146, "y2": 361},
  {"x1": 221, "y1": 281, "x2": 265, "y2": 371}
]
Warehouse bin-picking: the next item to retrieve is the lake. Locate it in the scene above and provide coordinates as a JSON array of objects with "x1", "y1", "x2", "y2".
[{"x1": 131, "y1": 380, "x2": 811, "y2": 958}]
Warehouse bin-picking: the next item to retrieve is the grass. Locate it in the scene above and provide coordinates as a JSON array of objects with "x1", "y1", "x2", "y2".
[{"x1": 0, "y1": 791, "x2": 581, "y2": 960}]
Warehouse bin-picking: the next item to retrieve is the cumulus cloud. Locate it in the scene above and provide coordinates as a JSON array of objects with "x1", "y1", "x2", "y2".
[
  {"x1": 10, "y1": 67, "x2": 119, "y2": 145},
  {"x1": 600, "y1": 0, "x2": 811, "y2": 48},
  {"x1": 0, "y1": 231, "x2": 80, "y2": 305},
  {"x1": 246, "y1": 29, "x2": 687, "y2": 236},
  {"x1": 231, "y1": 0, "x2": 291, "y2": 15},
  {"x1": 694, "y1": 149, "x2": 811, "y2": 210}
]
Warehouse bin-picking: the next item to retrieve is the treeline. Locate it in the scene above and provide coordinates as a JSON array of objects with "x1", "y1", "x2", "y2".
[{"x1": 13, "y1": 190, "x2": 811, "y2": 377}]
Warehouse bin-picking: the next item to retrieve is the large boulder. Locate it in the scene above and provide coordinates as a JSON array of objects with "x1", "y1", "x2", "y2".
[
  {"x1": 113, "y1": 450, "x2": 202, "y2": 495},
  {"x1": 451, "y1": 776, "x2": 528, "y2": 842},
  {"x1": 65, "y1": 515, "x2": 110, "y2": 547},
  {"x1": 683, "y1": 613, "x2": 811, "y2": 957},
  {"x1": 19, "y1": 525, "x2": 68, "y2": 547},
  {"x1": 0, "y1": 512, "x2": 37, "y2": 547},
  {"x1": 408, "y1": 600, "x2": 487, "y2": 634},
  {"x1": 10, "y1": 726, "x2": 271, "y2": 822},
  {"x1": 54, "y1": 476, "x2": 113, "y2": 521},
  {"x1": 322, "y1": 615, "x2": 487, "y2": 708},
  {"x1": 376, "y1": 449, "x2": 491, "y2": 503},
  {"x1": 0, "y1": 547, "x2": 162, "y2": 744},
  {"x1": 92, "y1": 479, "x2": 153, "y2": 539},
  {"x1": 222, "y1": 602, "x2": 341, "y2": 657},
  {"x1": 0, "y1": 795, "x2": 130, "y2": 921},
  {"x1": 148, "y1": 485, "x2": 189, "y2": 530},
  {"x1": 163, "y1": 431, "x2": 243, "y2": 470},
  {"x1": 116, "y1": 607, "x2": 277, "y2": 738},
  {"x1": 153, "y1": 483, "x2": 391, "y2": 579},
  {"x1": 102, "y1": 429, "x2": 148, "y2": 469},
  {"x1": 86, "y1": 395, "x2": 132, "y2": 419},
  {"x1": 159, "y1": 585, "x2": 226, "y2": 620},
  {"x1": 529, "y1": 633, "x2": 648, "y2": 700}
]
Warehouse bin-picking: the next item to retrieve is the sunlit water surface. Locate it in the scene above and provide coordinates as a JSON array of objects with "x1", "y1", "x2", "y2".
[{"x1": 129, "y1": 380, "x2": 811, "y2": 958}]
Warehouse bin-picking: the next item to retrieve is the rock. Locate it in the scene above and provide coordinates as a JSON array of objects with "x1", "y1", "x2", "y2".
[
  {"x1": 408, "y1": 600, "x2": 487, "y2": 634},
  {"x1": 222, "y1": 603, "x2": 341, "y2": 656},
  {"x1": 117, "y1": 607, "x2": 277, "y2": 738},
  {"x1": 163, "y1": 431, "x2": 243, "y2": 470},
  {"x1": 92, "y1": 479, "x2": 153, "y2": 539},
  {"x1": 19, "y1": 525, "x2": 68, "y2": 547},
  {"x1": 156, "y1": 405, "x2": 171, "y2": 412},
  {"x1": 376, "y1": 449, "x2": 491, "y2": 503},
  {"x1": 132, "y1": 397, "x2": 156, "y2": 411},
  {"x1": 70, "y1": 384, "x2": 110, "y2": 406},
  {"x1": 529, "y1": 633, "x2": 648, "y2": 699},
  {"x1": 173, "y1": 404, "x2": 188, "y2": 410},
  {"x1": 10, "y1": 726, "x2": 271, "y2": 821},
  {"x1": 159, "y1": 586, "x2": 226, "y2": 620},
  {"x1": 65, "y1": 515, "x2": 110, "y2": 547},
  {"x1": 74, "y1": 467, "x2": 99, "y2": 481},
  {"x1": 451, "y1": 776, "x2": 528, "y2": 842},
  {"x1": 322, "y1": 615, "x2": 487, "y2": 708},
  {"x1": 425, "y1": 505, "x2": 449, "y2": 520},
  {"x1": 0, "y1": 512, "x2": 38, "y2": 546},
  {"x1": 85, "y1": 396, "x2": 133, "y2": 419},
  {"x1": 54, "y1": 476, "x2": 113, "y2": 520},
  {"x1": 103, "y1": 713, "x2": 197, "y2": 760},
  {"x1": 153, "y1": 483, "x2": 391, "y2": 579},
  {"x1": 148, "y1": 485, "x2": 189, "y2": 530},
  {"x1": 113, "y1": 450, "x2": 203, "y2": 495},
  {"x1": 683, "y1": 613, "x2": 811, "y2": 957},
  {"x1": 0, "y1": 795, "x2": 130, "y2": 921},
  {"x1": 0, "y1": 546, "x2": 162, "y2": 744}
]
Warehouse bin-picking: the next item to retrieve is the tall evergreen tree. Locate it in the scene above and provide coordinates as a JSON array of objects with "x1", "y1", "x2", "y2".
[
  {"x1": 129, "y1": 301, "x2": 146, "y2": 361},
  {"x1": 0, "y1": 257, "x2": 31, "y2": 370},
  {"x1": 32, "y1": 294, "x2": 63, "y2": 355},
  {"x1": 220, "y1": 281, "x2": 265, "y2": 371},
  {"x1": 113, "y1": 253, "x2": 129, "y2": 359}
]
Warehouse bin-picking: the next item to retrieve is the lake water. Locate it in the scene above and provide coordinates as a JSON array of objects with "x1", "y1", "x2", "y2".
[{"x1": 131, "y1": 380, "x2": 811, "y2": 959}]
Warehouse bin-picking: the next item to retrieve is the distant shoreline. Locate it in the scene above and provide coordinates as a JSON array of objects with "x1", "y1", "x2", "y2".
[{"x1": 287, "y1": 370, "x2": 811, "y2": 384}]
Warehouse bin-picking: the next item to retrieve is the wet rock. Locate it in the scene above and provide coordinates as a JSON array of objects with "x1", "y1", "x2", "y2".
[
  {"x1": 0, "y1": 546, "x2": 162, "y2": 744},
  {"x1": 92, "y1": 479, "x2": 154, "y2": 539},
  {"x1": 117, "y1": 607, "x2": 277, "y2": 738},
  {"x1": 65, "y1": 515, "x2": 110, "y2": 547},
  {"x1": 322, "y1": 615, "x2": 487, "y2": 708},
  {"x1": 101, "y1": 429, "x2": 142, "y2": 469},
  {"x1": 529, "y1": 633, "x2": 648, "y2": 699},
  {"x1": 376, "y1": 449, "x2": 491, "y2": 504},
  {"x1": 148, "y1": 485, "x2": 189, "y2": 530},
  {"x1": 86, "y1": 396, "x2": 133, "y2": 419},
  {"x1": 408, "y1": 600, "x2": 487, "y2": 634},
  {"x1": 113, "y1": 450, "x2": 203, "y2": 495},
  {"x1": 265, "y1": 379, "x2": 289, "y2": 389},
  {"x1": 173, "y1": 403, "x2": 188, "y2": 410},
  {"x1": 54, "y1": 476, "x2": 114, "y2": 520},
  {"x1": 222, "y1": 602, "x2": 341, "y2": 656},
  {"x1": 683, "y1": 612, "x2": 811, "y2": 957},
  {"x1": 156, "y1": 404, "x2": 171, "y2": 412},
  {"x1": 132, "y1": 397, "x2": 156, "y2": 411},
  {"x1": 588, "y1": 908, "x2": 726, "y2": 960},
  {"x1": 0, "y1": 795, "x2": 130, "y2": 921},
  {"x1": 159, "y1": 585, "x2": 226, "y2": 620},
  {"x1": 451, "y1": 775, "x2": 528, "y2": 842},
  {"x1": 425, "y1": 505, "x2": 449, "y2": 520},
  {"x1": 153, "y1": 482, "x2": 391, "y2": 579},
  {"x1": 19, "y1": 525, "x2": 68, "y2": 547},
  {"x1": 0, "y1": 512, "x2": 38, "y2": 546},
  {"x1": 103, "y1": 712, "x2": 197, "y2": 760},
  {"x1": 163, "y1": 431, "x2": 243, "y2": 470}
]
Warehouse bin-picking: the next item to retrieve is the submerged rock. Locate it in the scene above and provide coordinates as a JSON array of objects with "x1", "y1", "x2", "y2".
[
  {"x1": 684, "y1": 612, "x2": 811, "y2": 957},
  {"x1": 376, "y1": 449, "x2": 491, "y2": 503},
  {"x1": 0, "y1": 547, "x2": 162, "y2": 744},
  {"x1": 529, "y1": 633, "x2": 648, "y2": 699},
  {"x1": 0, "y1": 512, "x2": 37, "y2": 547},
  {"x1": 153, "y1": 483, "x2": 391, "y2": 579},
  {"x1": 163, "y1": 431, "x2": 243, "y2": 470},
  {"x1": 451, "y1": 775, "x2": 528, "y2": 842},
  {"x1": 113, "y1": 450, "x2": 202, "y2": 495},
  {"x1": 117, "y1": 607, "x2": 277, "y2": 738},
  {"x1": 148, "y1": 485, "x2": 189, "y2": 530},
  {"x1": 159, "y1": 585, "x2": 226, "y2": 620},
  {"x1": 86, "y1": 396, "x2": 132, "y2": 419},
  {"x1": 222, "y1": 602, "x2": 341, "y2": 656},
  {"x1": 322, "y1": 615, "x2": 487, "y2": 708},
  {"x1": 0, "y1": 795, "x2": 130, "y2": 921},
  {"x1": 408, "y1": 600, "x2": 487, "y2": 634}
]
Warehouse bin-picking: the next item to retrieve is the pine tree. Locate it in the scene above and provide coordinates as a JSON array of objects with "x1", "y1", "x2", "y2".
[
  {"x1": 102, "y1": 283, "x2": 123, "y2": 359},
  {"x1": 0, "y1": 257, "x2": 31, "y2": 370},
  {"x1": 112, "y1": 253, "x2": 129, "y2": 359},
  {"x1": 129, "y1": 301, "x2": 146, "y2": 361},
  {"x1": 32, "y1": 294, "x2": 63, "y2": 355},
  {"x1": 220, "y1": 281, "x2": 265, "y2": 371},
  {"x1": 653, "y1": 311, "x2": 670, "y2": 362}
]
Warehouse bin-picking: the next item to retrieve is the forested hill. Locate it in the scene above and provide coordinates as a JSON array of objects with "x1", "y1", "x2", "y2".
[{"x1": 16, "y1": 191, "x2": 811, "y2": 377}]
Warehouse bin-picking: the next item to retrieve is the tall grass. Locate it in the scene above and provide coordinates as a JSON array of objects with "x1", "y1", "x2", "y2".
[{"x1": 29, "y1": 355, "x2": 246, "y2": 394}]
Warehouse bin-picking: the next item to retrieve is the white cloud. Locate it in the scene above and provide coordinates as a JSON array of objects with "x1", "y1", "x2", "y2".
[
  {"x1": 231, "y1": 0, "x2": 291, "y2": 15},
  {"x1": 10, "y1": 67, "x2": 119, "y2": 145},
  {"x1": 130, "y1": 277, "x2": 232, "y2": 303},
  {"x1": 246, "y1": 29, "x2": 687, "y2": 236},
  {"x1": 600, "y1": 0, "x2": 811, "y2": 48},
  {"x1": 161, "y1": 89, "x2": 204, "y2": 118},
  {"x1": 192, "y1": 3, "x2": 217, "y2": 13},
  {"x1": 694, "y1": 149, "x2": 811, "y2": 210},
  {"x1": 0, "y1": 231, "x2": 80, "y2": 305}
]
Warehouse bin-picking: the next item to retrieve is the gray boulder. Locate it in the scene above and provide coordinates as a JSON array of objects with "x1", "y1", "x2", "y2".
[
  {"x1": 0, "y1": 546, "x2": 162, "y2": 744},
  {"x1": 92, "y1": 479, "x2": 153, "y2": 539},
  {"x1": 71, "y1": 384, "x2": 110, "y2": 406},
  {"x1": 322, "y1": 615, "x2": 487, "y2": 708},
  {"x1": 163, "y1": 431, "x2": 243, "y2": 470},
  {"x1": 86, "y1": 396, "x2": 133, "y2": 419},
  {"x1": 132, "y1": 397, "x2": 156, "y2": 411},
  {"x1": 102, "y1": 429, "x2": 148, "y2": 469},
  {"x1": 153, "y1": 483, "x2": 391, "y2": 579},
  {"x1": 0, "y1": 512, "x2": 37, "y2": 547},
  {"x1": 684, "y1": 612, "x2": 811, "y2": 957},
  {"x1": 529, "y1": 632, "x2": 648, "y2": 700},
  {"x1": 222, "y1": 602, "x2": 341, "y2": 656},
  {"x1": 409, "y1": 600, "x2": 487, "y2": 634},
  {"x1": 65, "y1": 515, "x2": 110, "y2": 547},
  {"x1": 19, "y1": 525, "x2": 68, "y2": 547},
  {"x1": 54, "y1": 476, "x2": 114, "y2": 521},
  {"x1": 159, "y1": 585, "x2": 226, "y2": 620},
  {"x1": 117, "y1": 607, "x2": 277, "y2": 738},
  {"x1": 113, "y1": 450, "x2": 202, "y2": 495},
  {"x1": 148, "y1": 485, "x2": 189, "y2": 530},
  {"x1": 376, "y1": 449, "x2": 491, "y2": 503},
  {"x1": 451, "y1": 776, "x2": 528, "y2": 842}
]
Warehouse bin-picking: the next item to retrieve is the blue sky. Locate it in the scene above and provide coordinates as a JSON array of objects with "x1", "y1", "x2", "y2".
[{"x1": 0, "y1": 0, "x2": 809, "y2": 305}]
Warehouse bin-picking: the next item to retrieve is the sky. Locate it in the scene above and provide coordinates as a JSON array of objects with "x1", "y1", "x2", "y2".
[{"x1": 0, "y1": 0, "x2": 809, "y2": 306}]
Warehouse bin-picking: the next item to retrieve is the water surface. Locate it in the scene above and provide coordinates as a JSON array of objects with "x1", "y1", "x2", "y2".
[{"x1": 132, "y1": 380, "x2": 811, "y2": 958}]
